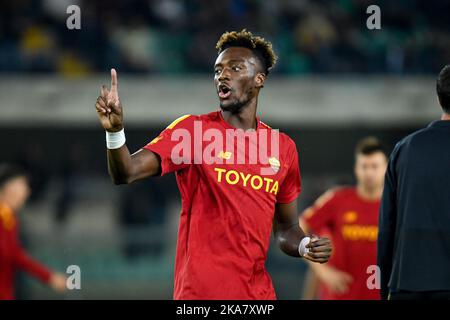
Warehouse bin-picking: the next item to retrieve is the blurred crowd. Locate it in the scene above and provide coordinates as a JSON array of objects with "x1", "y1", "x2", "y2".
[{"x1": 1, "y1": 0, "x2": 449, "y2": 76}]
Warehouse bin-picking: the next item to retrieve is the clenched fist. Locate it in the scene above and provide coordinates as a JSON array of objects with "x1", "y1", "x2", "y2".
[{"x1": 303, "y1": 236, "x2": 332, "y2": 264}]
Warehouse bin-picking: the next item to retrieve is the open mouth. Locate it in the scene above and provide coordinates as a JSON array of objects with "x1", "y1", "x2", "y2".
[{"x1": 218, "y1": 84, "x2": 232, "y2": 99}]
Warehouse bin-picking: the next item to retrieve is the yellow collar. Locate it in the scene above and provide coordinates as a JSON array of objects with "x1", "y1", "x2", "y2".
[{"x1": 0, "y1": 203, "x2": 16, "y2": 230}]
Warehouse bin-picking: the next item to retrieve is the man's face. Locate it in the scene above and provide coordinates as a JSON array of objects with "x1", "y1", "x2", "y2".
[
  {"x1": 354, "y1": 152, "x2": 387, "y2": 191},
  {"x1": 1, "y1": 176, "x2": 30, "y2": 211},
  {"x1": 214, "y1": 47, "x2": 265, "y2": 113}
]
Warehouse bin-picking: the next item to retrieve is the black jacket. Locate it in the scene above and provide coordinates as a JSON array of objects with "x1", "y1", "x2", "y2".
[{"x1": 378, "y1": 120, "x2": 450, "y2": 299}]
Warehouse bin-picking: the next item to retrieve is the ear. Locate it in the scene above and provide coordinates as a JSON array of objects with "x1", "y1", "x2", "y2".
[{"x1": 255, "y1": 73, "x2": 266, "y2": 89}]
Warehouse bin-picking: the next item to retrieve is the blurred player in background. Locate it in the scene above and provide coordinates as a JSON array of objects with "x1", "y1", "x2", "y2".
[
  {"x1": 378, "y1": 65, "x2": 450, "y2": 300},
  {"x1": 95, "y1": 29, "x2": 332, "y2": 299},
  {"x1": 300, "y1": 137, "x2": 387, "y2": 300},
  {"x1": 0, "y1": 164, "x2": 66, "y2": 300}
]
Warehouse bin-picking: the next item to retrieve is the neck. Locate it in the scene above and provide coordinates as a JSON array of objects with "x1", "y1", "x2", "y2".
[
  {"x1": 221, "y1": 96, "x2": 258, "y2": 130},
  {"x1": 441, "y1": 113, "x2": 450, "y2": 121},
  {"x1": 357, "y1": 185, "x2": 382, "y2": 201}
]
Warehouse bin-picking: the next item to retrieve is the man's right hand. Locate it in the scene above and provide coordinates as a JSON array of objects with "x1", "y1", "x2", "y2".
[
  {"x1": 313, "y1": 264, "x2": 353, "y2": 295},
  {"x1": 49, "y1": 272, "x2": 67, "y2": 293},
  {"x1": 95, "y1": 68, "x2": 124, "y2": 132}
]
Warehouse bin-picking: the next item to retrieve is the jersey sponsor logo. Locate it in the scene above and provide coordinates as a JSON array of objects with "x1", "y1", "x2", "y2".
[
  {"x1": 341, "y1": 224, "x2": 378, "y2": 241},
  {"x1": 214, "y1": 167, "x2": 279, "y2": 195},
  {"x1": 343, "y1": 211, "x2": 358, "y2": 223}
]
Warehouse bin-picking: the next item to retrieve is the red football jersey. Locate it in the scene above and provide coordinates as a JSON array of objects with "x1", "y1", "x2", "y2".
[
  {"x1": 302, "y1": 187, "x2": 380, "y2": 300},
  {"x1": 0, "y1": 203, "x2": 51, "y2": 300},
  {"x1": 143, "y1": 110, "x2": 301, "y2": 299}
]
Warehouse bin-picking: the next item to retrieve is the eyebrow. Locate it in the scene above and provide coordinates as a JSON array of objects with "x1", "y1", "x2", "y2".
[{"x1": 214, "y1": 59, "x2": 246, "y2": 67}]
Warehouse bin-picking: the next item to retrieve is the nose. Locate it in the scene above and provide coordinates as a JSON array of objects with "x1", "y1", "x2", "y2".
[{"x1": 218, "y1": 68, "x2": 230, "y2": 82}]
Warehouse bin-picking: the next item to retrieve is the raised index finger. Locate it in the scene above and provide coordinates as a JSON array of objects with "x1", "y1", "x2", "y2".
[{"x1": 110, "y1": 68, "x2": 118, "y2": 95}]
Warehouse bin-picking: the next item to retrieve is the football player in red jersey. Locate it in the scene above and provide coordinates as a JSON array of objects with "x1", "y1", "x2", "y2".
[
  {"x1": 300, "y1": 137, "x2": 387, "y2": 300},
  {"x1": 95, "y1": 30, "x2": 332, "y2": 299},
  {"x1": 0, "y1": 164, "x2": 67, "y2": 300}
]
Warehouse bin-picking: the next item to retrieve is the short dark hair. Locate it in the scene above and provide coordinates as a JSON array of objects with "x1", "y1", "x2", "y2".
[
  {"x1": 0, "y1": 163, "x2": 28, "y2": 189},
  {"x1": 436, "y1": 65, "x2": 450, "y2": 113},
  {"x1": 355, "y1": 137, "x2": 387, "y2": 157},
  {"x1": 216, "y1": 29, "x2": 277, "y2": 75}
]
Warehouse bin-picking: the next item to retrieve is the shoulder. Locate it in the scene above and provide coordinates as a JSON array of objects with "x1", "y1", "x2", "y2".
[
  {"x1": 392, "y1": 125, "x2": 432, "y2": 156},
  {"x1": 166, "y1": 111, "x2": 226, "y2": 129},
  {"x1": 258, "y1": 119, "x2": 291, "y2": 141},
  {"x1": 267, "y1": 128, "x2": 298, "y2": 155},
  {"x1": 312, "y1": 186, "x2": 354, "y2": 209},
  {"x1": 334, "y1": 186, "x2": 359, "y2": 199},
  {"x1": 162, "y1": 114, "x2": 213, "y2": 132},
  {"x1": 303, "y1": 187, "x2": 344, "y2": 218},
  {"x1": 163, "y1": 114, "x2": 194, "y2": 130},
  {"x1": 259, "y1": 119, "x2": 272, "y2": 130},
  {"x1": 258, "y1": 127, "x2": 299, "y2": 168},
  {"x1": 320, "y1": 186, "x2": 353, "y2": 202},
  {"x1": 279, "y1": 132, "x2": 296, "y2": 148},
  {"x1": 279, "y1": 133, "x2": 302, "y2": 172}
]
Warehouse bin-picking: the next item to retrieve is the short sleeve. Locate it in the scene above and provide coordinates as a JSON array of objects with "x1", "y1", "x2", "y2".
[
  {"x1": 143, "y1": 114, "x2": 196, "y2": 176},
  {"x1": 276, "y1": 141, "x2": 302, "y2": 203},
  {"x1": 301, "y1": 189, "x2": 338, "y2": 231}
]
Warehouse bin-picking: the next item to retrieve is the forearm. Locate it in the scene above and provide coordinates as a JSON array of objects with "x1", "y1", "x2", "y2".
[
  {"x1": 107, "y1": 145, "x2": 134, "y2": 184},
  {"x1": 275, "y1": 223, "x2": 306, "y2": 257},
  {"x1": 98, "y1": 68, "x2": 151, "y2": 185},
  {"x1": 274, "y1": 202, "x2": 331, "y2": 263},
  {"x1": 302, "y1": 267, "x2": 319, "y2": 300},
  {"x1": 15, "y1": 249, "x2": 52, "y2": 283},
  {"x1": 307, "y1": 258, "x2": 329, "y2": 276}
]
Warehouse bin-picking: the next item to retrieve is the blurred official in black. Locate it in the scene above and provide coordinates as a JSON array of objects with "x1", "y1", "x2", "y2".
[{"x1": 378, "y1": 65, "x2": 450, "y2": 300}]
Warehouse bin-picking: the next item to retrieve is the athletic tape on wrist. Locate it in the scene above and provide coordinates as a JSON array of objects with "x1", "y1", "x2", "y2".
[
  {"x1": 298, "y1": 236, "x2": 311, "y2": 257},
  {"x1": 106, "y1": 128, "x2": 126, "y2": 149}
]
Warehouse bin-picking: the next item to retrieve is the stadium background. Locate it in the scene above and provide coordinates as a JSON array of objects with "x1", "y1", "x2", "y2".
[{"x1": 1, "y1": 0, "x2": 448, "y2": 299}]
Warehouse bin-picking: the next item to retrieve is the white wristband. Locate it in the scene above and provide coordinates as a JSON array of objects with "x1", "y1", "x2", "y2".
[
  {"x1": 298, "y1": 236, "x2": 311, "y2": 257},
  {"x1": 106, "y1": 128, "x2": 126, "y2": 149}
]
